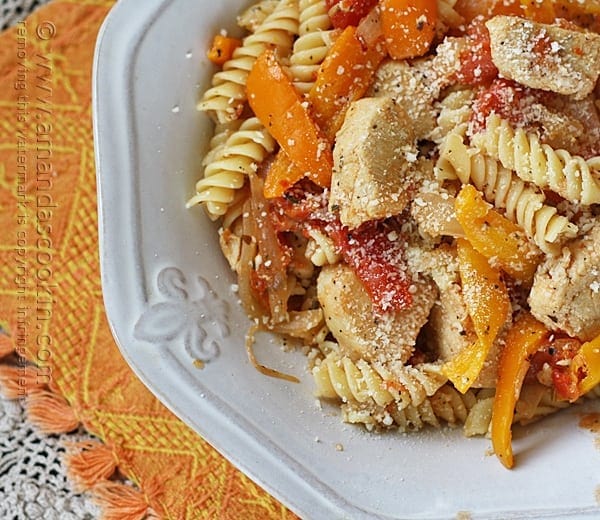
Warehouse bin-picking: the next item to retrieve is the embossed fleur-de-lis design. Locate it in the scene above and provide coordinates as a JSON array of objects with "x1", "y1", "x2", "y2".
[{"x1": 134, "y1": 267, "x2": 229, "y2": 363}]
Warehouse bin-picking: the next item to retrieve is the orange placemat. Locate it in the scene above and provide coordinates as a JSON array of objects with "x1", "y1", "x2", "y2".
[{"x1": 0, "y1": 1, "x2": 297, "y2": 518}]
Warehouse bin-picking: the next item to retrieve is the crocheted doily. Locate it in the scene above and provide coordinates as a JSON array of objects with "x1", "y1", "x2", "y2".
[
  {"x1": 0, "y1": 0, "x2": 51, "y2": 31},
  {"x1": 0, "y1": 393, "x2": 100, "y2": 519}
]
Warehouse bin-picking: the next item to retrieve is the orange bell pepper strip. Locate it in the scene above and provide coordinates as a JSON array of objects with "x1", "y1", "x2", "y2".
[
  {"x1": 570, "y1": 333, "x2": 600, "y2": 396},
  {"x1": 443, "y1": 238, "x2": 510, "y2": 393},
  {"x1": 491, "y1": 313, "x2": 549, "y2": 469},
  {"x1": 207, "y1": 34, "x2": 242, "y2": 65},
  {"x1": 309, "y1": 25, "x2": 387, "y2": 141},
  {"x1": 263, "y1": 26, "x2": 386, "y2": 198},
  {"x1": 263, "y1": 151, "x2": 297, "y2": 198},
  {"x1": 552, "y1": 0, "x2": 600, "y2": 32},
  {"x1": 379, "y1": 0, "x2": 438, "y2": 60},
  {"x1": 247, "y1": 49, "x2": 333, "y2": 195},
  {"x1": 520, "y1": 0, "x2": 556, "y2": 23},
  {"x1": 454, "y1": 185, "x2": 541, "y2": 284}
]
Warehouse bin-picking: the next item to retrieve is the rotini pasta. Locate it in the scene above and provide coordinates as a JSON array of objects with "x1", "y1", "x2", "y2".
[
  {"x1": 197, "y1": 0, "x2": 299, "y2": 123},
  {"x1": 199, "y1": 121, "x2": 242, "y2": 172},
  {"x1": 385, "y1": 398, "x2": 440, "y2": 432},
  {"x1": 436, "y1": 132, "x2": 578, "y2": 253},
  {"x1": 313, "y1": 351, "x2": 447, "y2": 411},
  {"x1": 288, "y1": 0, "x2": 334, "y2": 94},
  {"x1": 187, "y1": 117, "x2": 276, "y2": 219},
  {"x1": 236, "y1": 0, "x2": 279, "y2": 32},
  {"x1": 313, "y1": 352, "x2": 395, "y2": 406},
  {"x1": 305, "y1": 228, "x2": 340, "y2": 266},
  {"x1": 472, "y1": 114, "x2": 600, "y2": 205},
  {"x1": 430, "y1": 89, "x2": 473, "y2": 144}
]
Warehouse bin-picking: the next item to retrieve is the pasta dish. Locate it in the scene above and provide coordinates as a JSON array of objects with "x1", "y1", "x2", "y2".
[{"x1": 187, "y1": 0, "x2": 600, "y2": 468}]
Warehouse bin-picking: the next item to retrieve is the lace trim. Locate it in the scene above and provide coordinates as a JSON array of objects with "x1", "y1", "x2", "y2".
[{"x1": 0, "y1": 393, "x2": 100, "y2": 519}]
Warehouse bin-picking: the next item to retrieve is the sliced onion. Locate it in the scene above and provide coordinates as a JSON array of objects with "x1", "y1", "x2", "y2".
[{"x1": 356, "y1": 5, "x2": 383, "y2": 50}]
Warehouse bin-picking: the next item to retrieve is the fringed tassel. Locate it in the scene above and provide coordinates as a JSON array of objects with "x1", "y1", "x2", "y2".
[
  {"x1": 26, "y1": 389, "x2": 80, "y2": 434},
  {"x1": 0, "y1": 365, "x2": 46, "y2": 399},
  {"x1": 92, "y1": 481, "x2": 153, "y2": 520},
  {"x1": 64, "y1": 440, "x2": 117, "y2": 491},
  {"x1": 0, "y1": 331, "x2": 15, "y2": 359}
]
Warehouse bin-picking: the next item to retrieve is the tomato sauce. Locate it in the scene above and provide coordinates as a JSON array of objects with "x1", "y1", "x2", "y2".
[{"x1": 529, "y1": 336, "x2": 583, "y2": 401}]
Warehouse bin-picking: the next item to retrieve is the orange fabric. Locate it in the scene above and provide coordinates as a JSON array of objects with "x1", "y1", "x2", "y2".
[{"x1": 0, "y1": 2, "x2": 297, "y2": 518}]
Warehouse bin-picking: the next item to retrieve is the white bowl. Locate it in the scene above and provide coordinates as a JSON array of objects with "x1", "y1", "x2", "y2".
[{"x1": 93, "y1": 1, "x2": 600, "y2": 518}]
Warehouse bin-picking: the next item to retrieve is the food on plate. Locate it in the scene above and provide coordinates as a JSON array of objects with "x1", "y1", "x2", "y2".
[{"x1": 188, "y1": 0, "x2": 600, "y2": 468}]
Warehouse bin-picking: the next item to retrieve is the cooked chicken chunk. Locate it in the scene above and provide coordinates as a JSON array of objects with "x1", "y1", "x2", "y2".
[
  {"x1": 486, "y1": 15, "x2": 600, "y2": 100},
  {"x1": 428, "y1": 282, "x2": 475, "y2": 361},
  {"x1": 317, "y1": 264, "x2": 437, "y2": 365},
  {"x1": 329, "y1": 97, "x2": 419, "y2": 229},
  {"x1": 410, "y1": 188, "x2": 464, "y2": 239},
  {"x1": 369, "y1": 60, "x2": 438, "y2": 139},
  {"x1": 529, "y1": 220, "x2": 600, "y2": 341},
  {"x1": 368, "y1": 37, "x2": 466, "y2": 139}
]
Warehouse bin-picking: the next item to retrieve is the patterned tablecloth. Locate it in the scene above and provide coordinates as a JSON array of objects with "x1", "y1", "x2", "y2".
[{"x1": 0, "y1": 1, "x2": 297, "y2": 518}]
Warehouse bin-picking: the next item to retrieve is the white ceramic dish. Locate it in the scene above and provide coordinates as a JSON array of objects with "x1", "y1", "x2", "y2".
[{"x1": 93, "y1": 1, "x2": 600, "y2": 518}]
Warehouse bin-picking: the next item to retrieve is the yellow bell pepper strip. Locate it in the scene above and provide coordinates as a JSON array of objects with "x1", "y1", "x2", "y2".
[
  {"x1": 379, "y1": 0, "x2": 438, "y2": 60},
  {"x1": 570, "y1": 333, "x2": 600, "y2": 396},
  {"x1": 454, "y1": 185, "x2": 541, "y2": 284},
  {"x1": 206, "y1": 34, "x2": 242, "y2": 65},
  {"x1": 443, "y1": 338, "x2": 488, "y2": 394},
  {"x1": 443, "y1": 238, "x2": 510, "y2": 393},
  {"x1": 491, "y1": 313, "x2": 549, "y2": 469},
  {"x1": 247, "y1": 49, "x2": 333, "y2": 195},
  {"x1": 264, "y1": 26, "x2": 386, "y2": 198}
]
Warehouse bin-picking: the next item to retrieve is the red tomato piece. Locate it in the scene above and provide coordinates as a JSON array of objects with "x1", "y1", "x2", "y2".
[
  {"x1": 325, "y1": 0, "x2": 378, "y2": 28},
  {"x1": 456, "y1": 18, "x2": 498, "y2": 87},
  {"x1": 470, "y1": 78, "x2": 527, "y2": 133},
  {"x1": 529, "y1": 337, "x2": 583, "y2": 401},
  {"x1": 325, "y1": 219, "x2": 412, "y2": 314}
]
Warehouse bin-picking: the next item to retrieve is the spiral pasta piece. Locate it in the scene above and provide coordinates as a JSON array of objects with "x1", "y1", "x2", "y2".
[
  {"x1": 187, "y1": 117, "x2": 276, "y2": 219},
  {"x1": 197, "y1": 0, "x2": 299, "y2": 123},
  {"x1": 288, "y1": 0, "x2": 334, "y2": 94},
  {"x1": 386, "y1": 399, "x2": 440, "y2": 432},
  {"x1": 430, "y1": 384, "x2": 476, "y2": 427},
  {"x1": 313, "y1": 351, "x2": 447, "y2": 410},
  {"x1": 313, "y1": 353, "x2": 394, "y2": 406},
  {"x1": 201, "y1": 121, "x2": 243, "y2": 169},
  {"x1": 436, "y1": 132, "x2": 578, "y2": 253},
  {"x1": 237, "y1": 0, "x2": 279, "y2": 32},
  {"x1": 431, "y1": 89, "x2": 473, "y2": 144},
  {"x1": 305, "y1": 228, "x2": 340, "y2": 266},
  {"x1": 472, "y1": 114, "x2": 600, "y2": 205}
]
